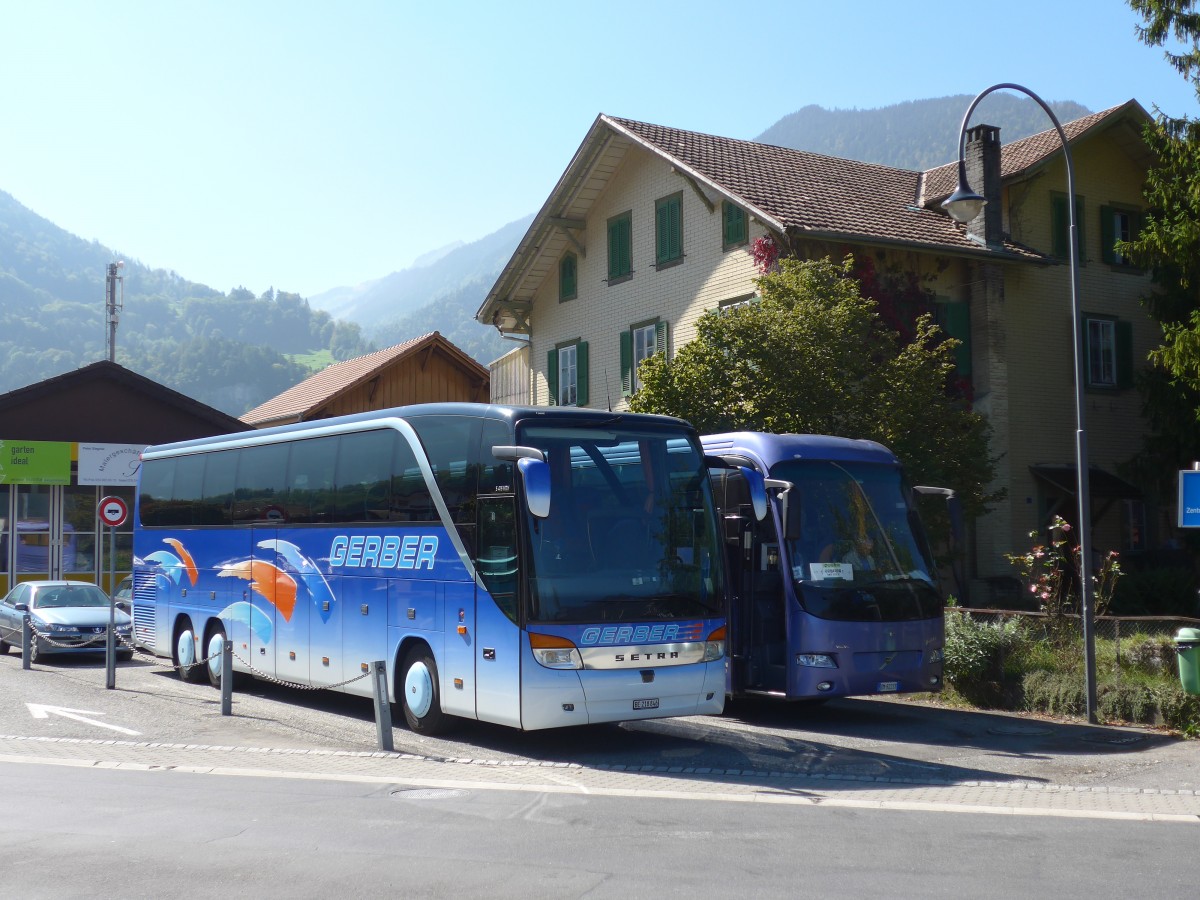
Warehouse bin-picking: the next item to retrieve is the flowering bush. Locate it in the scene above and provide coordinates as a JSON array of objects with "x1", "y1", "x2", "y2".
[
  {"x1": 1005, "y1": 516, "x2": 1123, "y2": 642},
  {"x1": 750, "y1": 235, "x2": 780, "y2": 273}
]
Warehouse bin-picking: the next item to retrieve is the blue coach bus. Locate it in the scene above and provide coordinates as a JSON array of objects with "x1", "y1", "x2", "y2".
[
  {"x1": 132, "y1": 403, "x2": 730, "y2": 733},
  {"x1": 701, "y1": 432, "x2": 955, "y2": 702}
]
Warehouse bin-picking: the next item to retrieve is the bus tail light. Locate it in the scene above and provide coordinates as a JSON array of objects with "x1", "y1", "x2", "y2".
[
  {"x1": 703, "y1": 626, "x2": 726, "y2": 662},
  {"x1": 529, "y1": 633, "x2": 583, "y2": 670}
]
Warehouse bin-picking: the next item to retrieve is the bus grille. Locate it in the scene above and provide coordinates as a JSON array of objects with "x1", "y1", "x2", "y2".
[{"x1": 131, "y1": 571, "x2": 157, "y2": 651}]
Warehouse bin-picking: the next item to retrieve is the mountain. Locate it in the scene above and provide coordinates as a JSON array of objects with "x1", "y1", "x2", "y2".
[
  {"x1": 756, "y1": 95, "x2": 1093, "y2": 170},
  {"x1": 0, "y1": 191, "x2": 372, "y2": 416},
  {"x1": 308, "y1": 215, "x2": 532, "y2": 367}
]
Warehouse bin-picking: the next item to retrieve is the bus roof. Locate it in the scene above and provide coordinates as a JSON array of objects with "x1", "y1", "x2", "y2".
[
  {"x1": 143, "y1": 402, "x2": 695, "y2": 458},
  {"x1": 700, "y1": 431, "x2": 899, "y2": 472}
]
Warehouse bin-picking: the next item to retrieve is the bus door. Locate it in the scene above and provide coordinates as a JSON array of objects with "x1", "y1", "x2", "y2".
[
  {"x1": 472, "y1": 494, "x2": 521, "y2": 727},
  {"x1": 717, "y1": 470, "x2": 786, "y2": 695}
]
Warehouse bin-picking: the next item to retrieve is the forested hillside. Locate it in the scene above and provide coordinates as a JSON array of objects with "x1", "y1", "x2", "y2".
[{"x1": 0, "y1": 191, "x2": 372, "y2": 416}]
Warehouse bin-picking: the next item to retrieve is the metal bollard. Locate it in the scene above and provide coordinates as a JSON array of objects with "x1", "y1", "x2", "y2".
[
  {"x1": 105, "y1": 600, "x2": 117, "y2": 690},
  {"x1": 21, "y1": 615, "x2": 31, "y2": 670},
  {"x1": 220, "y1": 636, "x2": 233, "y2": 716},
  {"x1": 372, "y1": 660, "x2": 394, "y2": 752}
]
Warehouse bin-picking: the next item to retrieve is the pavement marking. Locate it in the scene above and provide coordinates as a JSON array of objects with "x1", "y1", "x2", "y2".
[{"x1": 25, "y1": 704, "x2": 141, "y2": 736}]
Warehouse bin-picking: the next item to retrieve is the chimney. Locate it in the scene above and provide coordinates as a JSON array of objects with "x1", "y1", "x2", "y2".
[{"x1": 964, "y1": 124, "x2": 1003, "y2": 247}]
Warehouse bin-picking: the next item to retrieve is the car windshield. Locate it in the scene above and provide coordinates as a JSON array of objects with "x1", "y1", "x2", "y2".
[
  {"x1": 33, "y1": 586, "x2": 110, "y2": 609},
  {"x1": 775, "y1": 459, "x2": 941, "y2": 622},
  {"x1": 518, "y1": 423, "x2": 723, "y2": 624}
]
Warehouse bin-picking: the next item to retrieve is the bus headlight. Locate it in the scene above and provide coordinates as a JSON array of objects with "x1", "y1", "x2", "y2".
[
  {"x1": 703, "y1": 626, "x2": 726, "y2": 662},
  {"x1": 529, "y1": 633, "x2": 583, "y2": 670},
  {"x1": 796, "y1": 653, "x2": 838, "y2": 668}
]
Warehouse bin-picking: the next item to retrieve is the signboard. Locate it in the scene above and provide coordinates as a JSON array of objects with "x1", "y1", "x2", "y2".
[
  {"x1": 78, "y1": 443, "x2": 145, "y2": 486},
  {"x1": 1179, "y1": 469, "x2": 1200, "y2": 528},
  {"x1": 98, "y1": 495, "x2": 129, "y2": 528},
  {"x1": 0, "y1": 440, "x2": 72, "y2": 485}
]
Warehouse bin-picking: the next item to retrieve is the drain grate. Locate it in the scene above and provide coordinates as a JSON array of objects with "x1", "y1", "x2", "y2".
[
  {"x1": 1080, "y1": 733, "x2": 1145, "y2": 745},
  {"x1": 390, "y1": 788, "x2": 469, "y2": 800}
]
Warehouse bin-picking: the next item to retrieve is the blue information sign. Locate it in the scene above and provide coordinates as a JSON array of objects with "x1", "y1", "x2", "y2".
[{"x1": 1178, "y1": 470, "x2": 1200, "y2": 528}]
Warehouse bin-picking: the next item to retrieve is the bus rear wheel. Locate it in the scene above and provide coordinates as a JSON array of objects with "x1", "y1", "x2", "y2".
[
  {"x1": 204, "y1": 625, "x2": 232, "y2": 689},
  {"x1": 173, "y1": 622, "x2": 204, "y2": 683},
  {"x1": 400, "y1": 647, "x2": 450, "y2": 735}
]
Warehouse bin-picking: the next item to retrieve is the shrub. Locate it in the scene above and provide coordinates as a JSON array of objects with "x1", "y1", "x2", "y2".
[{"x1": 944, "y1": 610, "x2": 1027, "y2": 705}]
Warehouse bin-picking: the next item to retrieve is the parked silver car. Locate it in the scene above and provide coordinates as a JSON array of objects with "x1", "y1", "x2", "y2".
[{"x1": 0, "y1": 580, "x2": 133, "y2": 662}]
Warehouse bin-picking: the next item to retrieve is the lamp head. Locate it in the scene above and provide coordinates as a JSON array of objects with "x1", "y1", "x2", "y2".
[{"x1": 942, "y1": 184, "x2": 987, "y2": 224}]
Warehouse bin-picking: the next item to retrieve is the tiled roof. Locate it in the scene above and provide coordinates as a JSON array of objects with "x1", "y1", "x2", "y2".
[
  {"x1": 607, "y1": 116, "x2": 1041, "y2": 260},
  {"x1": 240, "y1": 332, "x2": 486, "y2": 425},
  {"x1": 921, "y1": 102, "x2": 1142, "y2": 204}
]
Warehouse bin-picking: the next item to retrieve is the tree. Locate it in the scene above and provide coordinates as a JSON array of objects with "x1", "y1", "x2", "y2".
[
  {"x1": 1123, "y1": 1, "x2": 1200, "y2": 394},
  {"x1": 629, "y1": 256, "x2": 1000, "y2": 517}
]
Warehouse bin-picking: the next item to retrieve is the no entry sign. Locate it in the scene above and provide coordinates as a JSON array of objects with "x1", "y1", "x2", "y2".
[{"x1": 98, "y1": 495, "x2": 129, "y2": 528}]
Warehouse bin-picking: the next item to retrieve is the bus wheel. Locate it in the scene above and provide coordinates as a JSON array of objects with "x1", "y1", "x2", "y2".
[
  {"x1": 204, "y1": 626, "x2": 231, "y2": 689},
  {"x1": 173, "y1": 623, "x2": 204, "y2": 683},
  {"x1": 400, "y1": 647, "x2": 449, "y2": 735}
]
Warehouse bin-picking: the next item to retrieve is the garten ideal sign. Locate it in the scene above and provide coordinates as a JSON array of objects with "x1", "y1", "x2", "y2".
[{"x1": 0, "y1": 440, "x2": 72, "y2": 485}]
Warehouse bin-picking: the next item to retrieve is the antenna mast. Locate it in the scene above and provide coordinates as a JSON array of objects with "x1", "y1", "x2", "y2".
[{"x1": 105, "y1": 261, "x2": 124, "y2": 362}]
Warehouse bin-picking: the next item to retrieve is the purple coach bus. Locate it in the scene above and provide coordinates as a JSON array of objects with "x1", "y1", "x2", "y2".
[{"x1": 702, "y1": 431, "x2": 956, "y2": 702}]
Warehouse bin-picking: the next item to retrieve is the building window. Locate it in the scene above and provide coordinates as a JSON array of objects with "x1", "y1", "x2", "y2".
[
  {"x1": 547, "y1": 340, "x2": 588, "y2": 407},
  {"x1": 935, "y1": 299, "x2": 972, "y2": 378},
  {"x1": 655, "y1": 193, "x2": 683, "y2": 267},
  {"x1": 1123, "y1": 499, "x2": 1146, "y2": 552},
  {"x1": 718, "y1": 293, "x2": 757, "y2": 314},
  {"x1": 559, "y1": 253, "x2": 577, "y2": 302},
  {"x1": 723, "y1": 201, "x2": 747, "y2": 249},
  {"x1": 621, "y1": 320, "x2": 667, "y2": 395},
  {"x1": 1085, "y1": 315, "x2": 1133, "y2": 389},
  {"x1": 607, "y1": 212, "x2": 632, "y2": 283},
  {"x1": 1051, "y1": 192, "x2": 1086, "y2": 263},
  {"x1": 1100, "y1": 205, "x2": 1143, "y2": 268}
]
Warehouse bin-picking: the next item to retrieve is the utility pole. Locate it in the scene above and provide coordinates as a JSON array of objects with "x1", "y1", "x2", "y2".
[{"x1": 106, "y1": 261, "x2": 124, "y2": 362}]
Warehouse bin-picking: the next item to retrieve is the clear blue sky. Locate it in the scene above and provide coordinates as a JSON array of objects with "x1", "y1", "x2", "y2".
[{"x1": 0, "y1": 0, "x2": 1193, "y2": 299}]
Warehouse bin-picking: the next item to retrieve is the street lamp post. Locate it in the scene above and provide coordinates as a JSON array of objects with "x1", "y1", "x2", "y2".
[{"x1": 943, "y1": 83, "x2": 1098, "y2": 725}]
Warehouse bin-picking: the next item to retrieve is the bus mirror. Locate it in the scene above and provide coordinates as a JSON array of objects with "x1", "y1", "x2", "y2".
[
  {"x1": 492, "y1": 445, "x2": 546, "y2": 463},
  {"x1": 764, "y1": 478, "x2": 795, "y2": 537},
  {"x1": 741, "y1": 467, "x2": 769, "y2": 522},
  {"x1": 518, "y1": 457, "x2": 552, "y2": 518}
]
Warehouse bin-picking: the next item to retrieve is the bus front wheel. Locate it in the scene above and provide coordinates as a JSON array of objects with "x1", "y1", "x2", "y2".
[{"x1": 400, "y1": 647, "x2": 449, "y2": 735}]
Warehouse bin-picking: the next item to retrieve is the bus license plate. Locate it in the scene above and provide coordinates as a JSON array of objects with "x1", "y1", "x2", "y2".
[
  {"x1": 877, "y1": 681, "x2": 899, "y2": 692},
  {"x1": 633, "y1": 698, "x2": 660, "y2": 710}
]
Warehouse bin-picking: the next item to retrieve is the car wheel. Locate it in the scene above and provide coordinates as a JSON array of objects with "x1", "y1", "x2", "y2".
[
  {"x1": 400, "y1": 646, "x2": 450, "y2": 735},
  {"x1": 0, "y1": 636, "x2": 9, "y2": 655},
  {"x1": 117, "y1": 650, "x2": 133, "y2": 662},
  {"x1": 173, "y1": 623, "x2": 205, "y2": 683}
]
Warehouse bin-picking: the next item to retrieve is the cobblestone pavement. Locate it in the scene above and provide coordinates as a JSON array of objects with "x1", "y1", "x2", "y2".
[{"x1": 1, "y1": 731, "x2": 1196, "y2": 824}]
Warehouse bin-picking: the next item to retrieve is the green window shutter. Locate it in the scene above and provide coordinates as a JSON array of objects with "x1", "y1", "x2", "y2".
[
  {"x1": 576, "y1": 341, "x2": 589, "y2": 407},
  {"x1": 656, "y1": 195, "x2": 681, "y2": 265},
  {"x1": 1100, "y1": 205, "x2": 1115, "y2": 264},
  {"x1": 559, "y1": 254, "x2": 576, "y2": 301},
  {"x1": 620, "y1": 330, "x2": 633, "y2": 397},
  {"x1": 609, "y1": 214, "x2": 631, "y2": 279},
  {"x1": 723, "y1": 202, "x2": 746, "y2": 246},
  {"x1": 937, "y1": 301, "x2": 972, "y2": 377},
  {"x1": 1051, "y1": 195, "x2": 1068, "y2": 259},
  {"x1": 1116, "y1": 320, "x2": 1134, "y2": 389},
  {"x1": 546, "y1": 349, "x2": 558, "y2": 406},
  {"x1": 655, "y1": 320, "x2": 668, "y2": 356}
]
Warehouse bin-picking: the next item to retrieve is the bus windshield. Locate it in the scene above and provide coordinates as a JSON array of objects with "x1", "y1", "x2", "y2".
[
  {"x1": 517, "y1": 424, "x2": 722, "y2": 624},
  {"x1": 776, "y1": 460, "x2": 941, "y2": 622}
]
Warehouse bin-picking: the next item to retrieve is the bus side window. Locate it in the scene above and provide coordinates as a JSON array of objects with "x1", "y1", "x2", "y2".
[
  {"x1": 234, "y1": 443, "x2": 291, "y2": 523},
  {"x1": 391, "y1": 433, "x2": 436, "y2": 522},
  {"x1": 334, "y1": 430, "x2": 394, "y2": 524},
  {"x1": 287, "y1": 436, "x2": 336, "y2": 524}
]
